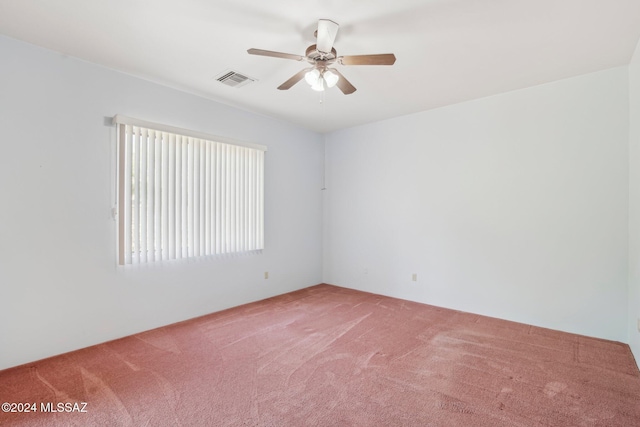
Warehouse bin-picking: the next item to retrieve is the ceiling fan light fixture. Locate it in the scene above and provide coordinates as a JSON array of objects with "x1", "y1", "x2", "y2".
[
  {"x1": 311, "y1": 76, "x2": 325, "y2": 91},
  {"x1": 323, "y1": 69, "x2": 339, "y2": 88},
  {"x1": 305, "y1": 69, "x2": 320, "y2": 85}
]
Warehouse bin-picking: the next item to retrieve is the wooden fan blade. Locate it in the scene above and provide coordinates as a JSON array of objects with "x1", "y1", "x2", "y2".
[
  {"x1": 331, "y1": 69, "x2": 356, "y2": 95},
  {"x1": 247, "y1": 48, "x2": 304, "y2": 61},
  {"x1": 316, "y1": 19, "x2": 339, "y2": 54},
  {"x1": 277, "y1": 68, "x2": 310, "y2": 90},
  {"x1": 339, "y1": 53, "x2": 396, "y2": 66}
]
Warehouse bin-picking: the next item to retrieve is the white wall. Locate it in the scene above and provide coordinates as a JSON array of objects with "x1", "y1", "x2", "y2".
[
  {"x1": 0, "y1": 35, "x2": 324, "y2": 371},
  {"x1": 629, "y1": 39, "x2": 640, "y2": 364},
  {"x1": 324, "y1": 67, "x2": 630, "y2": 342}
]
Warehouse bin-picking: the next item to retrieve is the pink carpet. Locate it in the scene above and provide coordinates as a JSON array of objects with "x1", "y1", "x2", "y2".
[{"x1": 1, "y1": 284, "x2": 639, "y2": 426}]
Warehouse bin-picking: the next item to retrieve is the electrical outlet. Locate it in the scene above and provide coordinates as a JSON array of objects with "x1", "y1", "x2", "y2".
[
  {"x1": 637, "y1": 318, "x2": 640, "y2": 332},
  {"x1": 264, "y1": 272, "x2": 269, "y2": 280},
  {"x1": 412, "y1": 273, "x2": 417, "y2": 282}
]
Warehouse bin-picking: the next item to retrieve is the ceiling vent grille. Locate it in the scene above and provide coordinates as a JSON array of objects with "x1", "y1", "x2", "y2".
[{"x1": 216, "y1": 70, "x2": 256, "y2": 88}]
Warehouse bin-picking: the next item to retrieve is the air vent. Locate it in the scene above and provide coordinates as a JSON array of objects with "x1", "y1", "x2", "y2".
[{"x1": 215, "y1": 70, "x2": 256, "y2": 88}]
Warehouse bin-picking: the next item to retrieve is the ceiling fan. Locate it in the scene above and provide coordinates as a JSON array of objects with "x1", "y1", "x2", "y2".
[{"x1": 247, "y1": 19, "x2": 396, "y2": 95}]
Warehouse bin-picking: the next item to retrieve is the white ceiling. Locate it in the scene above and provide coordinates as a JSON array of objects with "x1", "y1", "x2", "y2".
[{"x1": 1, "y1": 0, "x2": 639, "y2": 133}]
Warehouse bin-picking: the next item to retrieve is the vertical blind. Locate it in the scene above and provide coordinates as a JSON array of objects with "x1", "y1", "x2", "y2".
[{"x1": 114, "y1": 115, "x2": 266, "y2": 265}]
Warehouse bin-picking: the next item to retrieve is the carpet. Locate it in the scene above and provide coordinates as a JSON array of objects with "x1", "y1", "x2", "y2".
[{"x1": 1, "y1": 284, "x2": 639, "y2": 426}]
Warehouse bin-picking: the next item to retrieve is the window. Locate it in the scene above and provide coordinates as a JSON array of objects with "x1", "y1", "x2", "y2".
[{"x1": 114, "y1": 115, "x2": 266, "y2": 265}]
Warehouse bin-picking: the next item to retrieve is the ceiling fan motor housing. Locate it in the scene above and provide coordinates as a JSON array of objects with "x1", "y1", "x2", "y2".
[{"x1": 305, "y1": 44, "x2": 337, "y2": 67}]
